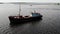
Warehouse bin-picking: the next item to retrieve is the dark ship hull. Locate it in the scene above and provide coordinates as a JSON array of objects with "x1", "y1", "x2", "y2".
[{"x1": 9, "y1": 13, "x2": 42, "y2": 23}]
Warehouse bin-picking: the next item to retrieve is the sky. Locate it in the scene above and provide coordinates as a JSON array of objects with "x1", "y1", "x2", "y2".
[{"x1": 0, "y1": 0, "x2": 60, "y2": 3}]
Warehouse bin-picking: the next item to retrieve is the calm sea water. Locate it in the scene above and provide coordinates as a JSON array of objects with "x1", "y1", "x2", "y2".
[{"x1": 0, "y1": 4, "x2": 60, "y2": 34}]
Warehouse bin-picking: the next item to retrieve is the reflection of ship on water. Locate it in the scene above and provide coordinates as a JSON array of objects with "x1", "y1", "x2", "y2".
[{"x1": 8, "y1": 4, "x2": 43, "y2": 24}]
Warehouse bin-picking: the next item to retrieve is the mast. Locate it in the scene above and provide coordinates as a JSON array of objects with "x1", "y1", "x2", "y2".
[{"x1": 19, "y1": 4, "x2": 21, "y2": 16}]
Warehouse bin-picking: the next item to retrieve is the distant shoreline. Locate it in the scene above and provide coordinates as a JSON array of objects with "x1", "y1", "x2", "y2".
[{"x1": 0, "y1": 2, "x2": 60, "y2": 5}]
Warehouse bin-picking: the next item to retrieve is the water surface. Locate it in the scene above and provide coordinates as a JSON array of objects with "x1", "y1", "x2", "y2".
[{"x1": 0, "y1": 4, "x2": 60, "y2": 34}]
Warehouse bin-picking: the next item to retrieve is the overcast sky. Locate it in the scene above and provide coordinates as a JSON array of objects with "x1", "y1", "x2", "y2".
[{"x1": 0, "y1": 0, "x2": 60, "y2": 3}]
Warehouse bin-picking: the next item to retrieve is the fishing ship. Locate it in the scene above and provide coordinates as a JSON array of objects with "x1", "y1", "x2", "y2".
[{"x1": 8, "y1": 4, "x2": 43, "y2": 23}]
